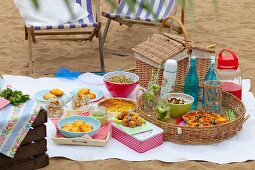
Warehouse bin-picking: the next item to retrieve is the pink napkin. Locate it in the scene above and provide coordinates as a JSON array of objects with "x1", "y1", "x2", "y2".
[{"x1": 0, "y1": 97, "x2": 10, "y2": 109}]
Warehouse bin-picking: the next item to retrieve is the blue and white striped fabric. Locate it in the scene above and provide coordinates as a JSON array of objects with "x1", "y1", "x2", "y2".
[
  {"x1": 103, "y1": 0, "x2": 177, "y2": 22},
  {"x1": 33, "y1": 0, "x2": 97, "y2": 30}
]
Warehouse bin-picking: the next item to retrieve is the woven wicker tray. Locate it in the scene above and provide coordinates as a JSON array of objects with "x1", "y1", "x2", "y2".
[{"x1": 136, "y1": 88, "x2": 249, "y2": 145}]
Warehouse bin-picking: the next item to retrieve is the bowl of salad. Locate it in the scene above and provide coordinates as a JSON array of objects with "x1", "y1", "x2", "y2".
[
  {"x1": 161, "y1": 93, "x2": 194, "y2": 118},
  {"x1": 103, "y1": 71, "x2": 139, "y2": 97}
]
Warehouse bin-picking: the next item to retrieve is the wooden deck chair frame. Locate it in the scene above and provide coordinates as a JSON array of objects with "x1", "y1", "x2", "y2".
[
  {"x1": 24, "y1": 0, "x2": 105, "y2": 75},
  {"x1": 101, "y1": 0, "x2": 185, "y2": 55}
]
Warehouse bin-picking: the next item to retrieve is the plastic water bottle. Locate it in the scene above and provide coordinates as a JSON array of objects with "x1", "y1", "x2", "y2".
[
  {"x1": 184, "y1": 56, "x2": 199, "y2": 110},
  {"x1": 160, "y1": 59, "x2": 177, "y2": 97},
  {"x1": 202, "y1": 56, "x2": 218, "y2": 107}
]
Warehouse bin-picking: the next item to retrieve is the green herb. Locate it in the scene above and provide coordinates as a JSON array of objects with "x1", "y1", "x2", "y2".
[
  {"x1": 225, "y1": 109, "x2": 236, "y2": 122},
  {"x1": 0, "y1": 88, "x2": 30, "y2": 106}
]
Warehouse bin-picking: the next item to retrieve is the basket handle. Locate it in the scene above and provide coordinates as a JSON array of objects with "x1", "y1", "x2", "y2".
[
  {"x1": 160, "y1": 16, "x2": 192, "y2": 56},
  {"x1": 242, "y1": 114, "x2": 250, "y2": 124},
  {"x1": 136, "y1": 88, "x2": 146, "y2": 102}
]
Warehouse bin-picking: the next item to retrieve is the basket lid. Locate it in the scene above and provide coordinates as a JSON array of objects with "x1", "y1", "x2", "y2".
[{"x1": 132, "y1": 33, "x2": 214, "y2": 65}]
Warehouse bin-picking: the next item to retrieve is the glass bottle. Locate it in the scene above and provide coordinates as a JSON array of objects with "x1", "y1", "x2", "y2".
[
  {"x1": 202, "y1": 56, "x2": 218, "y2": 107},
  {"x1": 184, "y1": 56, "x2": 199, "y2": 110}
]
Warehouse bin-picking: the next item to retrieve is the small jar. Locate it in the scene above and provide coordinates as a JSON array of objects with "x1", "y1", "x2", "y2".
[
  {"x1": 89, "y1": 106, "x2": 108, "y2": 126},
  {"x1": 72, "y1": 94, "x2": 90, "y2": 110},
  {"x1": 46, "y1": 98, "x2": 64, "y2": 118}
]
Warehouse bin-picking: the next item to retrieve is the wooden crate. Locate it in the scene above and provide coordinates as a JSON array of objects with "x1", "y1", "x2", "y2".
[{"x1": 0, "y1": 109, "x2": 49, "y2": 170}]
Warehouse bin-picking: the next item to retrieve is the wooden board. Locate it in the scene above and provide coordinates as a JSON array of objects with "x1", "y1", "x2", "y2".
[
  {"x1": 32, "y1": 109, "x2": 47, "y2": 127},
  {"x1": 0, "y1": 109, "x2": 49, "y2": 169},
  {"x1": 21, "y1": 124, "x2": 46, "y2": 145},
  {"x1": 0, "y1": 154, "x2": 49, "y2": 170},
  {"x1": 52, "y1": 132, "x2": 111, "y2": 147},
  {"x1": 0, "y1": 139, "x2": 47, "y2": 167}
]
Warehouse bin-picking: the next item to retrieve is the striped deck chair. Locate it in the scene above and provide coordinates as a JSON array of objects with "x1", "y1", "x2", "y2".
[
  {"x1": 101, "y1": 0, "x2": 184, "y2": 55},
  {"x1": 19, "y1": 0, "x2": 104, "y2": 74}
]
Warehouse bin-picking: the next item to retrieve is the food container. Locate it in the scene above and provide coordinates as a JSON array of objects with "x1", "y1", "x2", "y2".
[
  {"x1": 58, "y1": 116, "x2": 101, "y2": 138},
  {"x1": 217, "y1": 49, "x2": 242, "y2": 100},
  {"x1": 103, "y1": 71, "x2": 139, "y2": 98},
  {"x1": 46, "y1": 98, "x2": 64, "y2": 118},
  {"x1": 112, "y1": 121, "x2": 164, "y2": 153},
  {"x1": 72, "y1": 94, "x2": 90, "y2": 111},
  {"x1": 89, "y1": 106, "x2": 108, "y2": 126}
]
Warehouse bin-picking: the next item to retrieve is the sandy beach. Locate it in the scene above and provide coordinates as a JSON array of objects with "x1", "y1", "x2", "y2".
[{"x1": 0, "y1": 0, "x2": 255, "y2": 169}]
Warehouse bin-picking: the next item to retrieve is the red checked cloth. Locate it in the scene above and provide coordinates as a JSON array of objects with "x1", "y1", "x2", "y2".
[{"x1": 50, "y1": 112, "x2": 112, "y2": 140}]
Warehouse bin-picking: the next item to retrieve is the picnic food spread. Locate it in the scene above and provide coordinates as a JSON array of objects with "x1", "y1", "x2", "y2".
[{"x1": 62, "y1": 120, "x2": 93, "y2": 133}]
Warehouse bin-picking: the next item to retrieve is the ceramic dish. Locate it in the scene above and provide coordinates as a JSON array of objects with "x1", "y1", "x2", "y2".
[
  {"x1": 103, "y1": 71, "x2": 139, "y2": 98},
  {"x1": 97, "y1": 97, "x2": 137, "y2": 113},
  {"x1": 58, "y1": 116, "x2": 101, "y2": 138},
  {"x1": 161, "y1": 93, "x2": 194, "y2": 118}
]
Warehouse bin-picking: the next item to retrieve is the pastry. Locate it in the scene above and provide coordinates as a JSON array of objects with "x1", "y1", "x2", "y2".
[
  {"x1": 78, "y1": 88, "x2": 90, "y2": 95},
  {"x1": 43, "y1": 93, "x2": 56, "y2": 100},
  {"x1": 50, "y1": 89, "x2": 64, "y2": 97}
]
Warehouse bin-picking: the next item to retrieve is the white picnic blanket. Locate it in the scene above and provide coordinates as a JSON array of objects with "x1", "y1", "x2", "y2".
[
  {"x1": 13, "y1": 0, "x2": 89, "y2": 26},
  {"x1": 3, "y1": 75, "x2": 255, "y2": 164}
]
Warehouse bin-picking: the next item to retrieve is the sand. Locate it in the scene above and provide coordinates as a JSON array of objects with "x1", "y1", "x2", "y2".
[{"x1": 0, "y1": 0, "x2": 255, "y2": 169}]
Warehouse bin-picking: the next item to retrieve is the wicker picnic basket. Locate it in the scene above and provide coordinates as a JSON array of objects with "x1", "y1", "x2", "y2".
[
  {"x1": 134, "y1": 16, "x2": 249, "y2": 144},
  {"x1": 132, "y1": 16, "x2": 215, "y2": 89}
]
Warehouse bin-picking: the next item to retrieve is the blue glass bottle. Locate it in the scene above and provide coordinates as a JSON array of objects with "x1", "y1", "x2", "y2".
[
  {"x1": 184, "y1": 56, "x2": 199, "y2": 110},
  {"x1": 202, "y1": 57, "x2": 217, "y2": 107}
]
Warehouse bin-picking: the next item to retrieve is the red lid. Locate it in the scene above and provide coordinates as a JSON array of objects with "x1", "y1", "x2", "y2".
[{"x1": 217, "y1": 49, "x2": 238, "y2": 70}]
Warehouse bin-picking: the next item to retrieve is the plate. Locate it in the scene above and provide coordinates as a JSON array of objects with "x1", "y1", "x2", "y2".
[
  {"x1": 33, "y1": 89, "x2": 67, "y2": 102},
  {"x1": 112, "y1": 112, "x2": 152, "y2": 135},
  {"x1": 70, "y1": 87, "x2": 104, "y2": 102},
  {"x1": 78, "y1": 73, "x2": 104, "y2": 85}
]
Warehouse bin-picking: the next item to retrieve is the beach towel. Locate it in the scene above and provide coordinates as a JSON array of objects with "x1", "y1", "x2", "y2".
[{"x1": 14, "y1": 0, "x2": 89, "y2": 27}]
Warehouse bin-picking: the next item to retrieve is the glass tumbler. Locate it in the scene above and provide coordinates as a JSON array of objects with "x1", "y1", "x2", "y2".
[
  {"x1": 46, "y1": 98, "x2": 64, "y2": 118},
  {"x1": 72, "y1": 94, "x2": 90, "y2": 111},
  {"x1": 204, "y1": 80, "x2": 223, "y2": 114}
]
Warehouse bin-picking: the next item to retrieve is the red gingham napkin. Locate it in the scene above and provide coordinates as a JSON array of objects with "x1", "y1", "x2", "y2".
[
  {"x1": 0, "y1": 97, "x2": 10, "y2": 110},
  {"x1": 50, "y1": 112, "x2": 112, "y2": 140}
]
